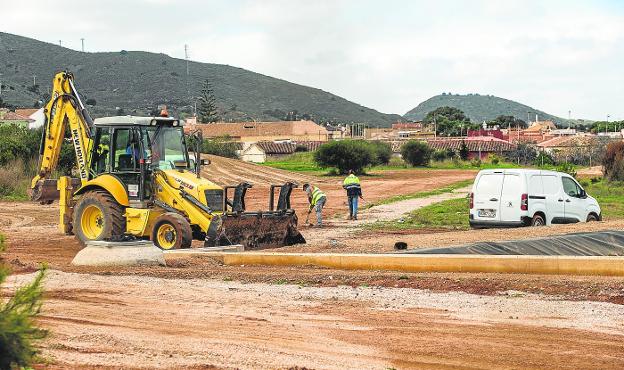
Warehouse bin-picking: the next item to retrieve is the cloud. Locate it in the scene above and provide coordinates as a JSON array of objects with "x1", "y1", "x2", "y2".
[{"x1": 1, "y1": 0, "x2": 622, "y2": 119}]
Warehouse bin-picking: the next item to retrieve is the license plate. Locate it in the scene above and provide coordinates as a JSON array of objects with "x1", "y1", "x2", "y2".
[{"x1": 478, "y1": 209, "x2": 496, "y2": 218}]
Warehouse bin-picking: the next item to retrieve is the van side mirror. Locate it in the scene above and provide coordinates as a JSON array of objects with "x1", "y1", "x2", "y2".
[{"x1": 580, "y1": 189, "x2": 587, "y2": 198}]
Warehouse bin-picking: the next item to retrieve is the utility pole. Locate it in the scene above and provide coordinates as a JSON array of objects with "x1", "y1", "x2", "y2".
[
  {"x1": 0, "y1": 73, "x2": 3, "y2": 97},
  {"x1": 433, "y1": 114, "x2": 437, "y2": 139},
  {"x1": 81, "y1": 38, "x2": 85, "y2": 52},
  {"x1": 568, "y1": 110, "x2": 571, "y2": 129},
  {"x1": 33, "y1": 75, "x2": 36, "y2": 87},
  {"x1": 607, "y1": 114, "x2": 610, "y2": 134},
  {"x1": 59, "y1": 40, "x2": 62, "y2": 47}
]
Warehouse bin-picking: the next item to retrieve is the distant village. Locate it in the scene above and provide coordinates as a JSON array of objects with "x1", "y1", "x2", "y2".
[{"x1": 1, "y1": 106, "x2": 619, "y2": 166}]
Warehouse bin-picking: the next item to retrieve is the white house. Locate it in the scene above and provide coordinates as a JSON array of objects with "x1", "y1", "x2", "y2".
[
  {"x1": 240, "y1": 143, "x2": 267, "y2": 163},
  {"x1": 15, "y1": 108, "x2": 45, "y2": 129}
]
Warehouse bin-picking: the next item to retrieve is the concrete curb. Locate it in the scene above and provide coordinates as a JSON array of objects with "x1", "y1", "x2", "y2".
[{"x1": 211, "y1": 252, "x2": 624, "y2": 277}]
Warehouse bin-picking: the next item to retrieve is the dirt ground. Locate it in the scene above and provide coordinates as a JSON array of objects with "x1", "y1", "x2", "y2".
[
  {"x1": 4, "y1": 270, "x2": 623, "y2": 369},
  {"x1": 202, "y1": 155, "x2": 477, "y2": 218},
  {"x1": 2, "y1": 166, "x2": 624, "y2": 368}
]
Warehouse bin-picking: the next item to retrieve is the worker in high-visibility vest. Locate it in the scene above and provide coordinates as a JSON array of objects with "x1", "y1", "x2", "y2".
[
  {"x1": 343, "y1": 170, "x2": 363, "y2": 220},
  {"x1": 303, "y1": 183, "x2": 327, "y2": 227}
]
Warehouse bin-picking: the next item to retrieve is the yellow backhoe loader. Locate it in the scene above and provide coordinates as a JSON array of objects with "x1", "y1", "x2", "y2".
[{"x1": 30, "y1": 71, "x2": 305, "y2": 250}]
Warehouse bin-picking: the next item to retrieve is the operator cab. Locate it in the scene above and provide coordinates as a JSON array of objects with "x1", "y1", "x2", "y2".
[{"x1": 89, "y1": 116, "x2": 190, "y2": 203}]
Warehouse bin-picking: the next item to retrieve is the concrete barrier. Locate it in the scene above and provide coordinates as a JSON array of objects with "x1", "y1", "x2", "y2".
[
  {"x1": 213, "y1": 252, "x2": 624, "y2": 277},
  {"x1": 72, "y1": 240, "x2": 165, "y2": 267}
]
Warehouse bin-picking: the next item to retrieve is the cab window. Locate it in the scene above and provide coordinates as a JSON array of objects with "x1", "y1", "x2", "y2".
[
  {"x1": 562, "y1": 177, "x2": 581, "y2": 197},
  {"x1": 112, "y1": 128, "x2": 140, "y2": 172},
  {"x1": 90, "y1": 128, "x2": 111, "y2": 176}
]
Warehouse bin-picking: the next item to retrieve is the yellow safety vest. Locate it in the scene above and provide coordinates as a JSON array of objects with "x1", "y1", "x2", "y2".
[
  {"x1": 310, "y1": 186, "x2": 326, "y2": 206},
  {"x1": 343, "y1": 174, "x2": 360, "y2": 186}
]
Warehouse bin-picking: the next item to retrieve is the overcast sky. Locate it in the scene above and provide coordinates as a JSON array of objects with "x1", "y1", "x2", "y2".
[{"x1": 2, "y1": 0, "x2": 623, "y2": 120}]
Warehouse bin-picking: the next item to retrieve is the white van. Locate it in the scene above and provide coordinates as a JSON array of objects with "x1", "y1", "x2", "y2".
[{"x1": 469, "y1": 169, "x2": 601, "y2": 228}]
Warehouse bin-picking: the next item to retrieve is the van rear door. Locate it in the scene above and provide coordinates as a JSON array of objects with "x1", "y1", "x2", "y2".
[
  {"x1": 500, "y1": 173, "x2": 523, "y2": 222},
  {"x1": 473, "y1": 172, "x2": 503, "y2": 221}
]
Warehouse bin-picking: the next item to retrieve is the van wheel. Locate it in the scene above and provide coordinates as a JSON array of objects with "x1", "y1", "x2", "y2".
[
  {"x1": 587, "y1": 214, "x2": 598, "y2": 222},
  {"x1": 531, "y1": 214, "x2": 545, "y2": 226}
]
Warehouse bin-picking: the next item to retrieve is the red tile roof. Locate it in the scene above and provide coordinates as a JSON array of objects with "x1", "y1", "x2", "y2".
[
  {"x1": 255, "y1": 140, "x2": 325, "y2": 154},
  {"x1": 426, "y1": 137, "x2": 517, "y2": 152},
  {"x1": 15, "y1": 108, "x2": 39, "y2": 117},
  {"x1": 0, "y1": 110, "x2": 33, "y2": 121}
]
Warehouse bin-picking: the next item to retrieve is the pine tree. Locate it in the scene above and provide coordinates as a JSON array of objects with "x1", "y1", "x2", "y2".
[
  {"x1": 459, "y1": 140, "x2": 470, "y2": 160},
  {"x1": 198, "y1": 79, "x2": 219, "y2": 123},
  {"x1": 0, "y1": 234, "x2": 48, "y2": 369}
]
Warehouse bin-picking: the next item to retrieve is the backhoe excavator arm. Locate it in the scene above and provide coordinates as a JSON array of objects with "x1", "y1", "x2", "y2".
[{"x1": 30, "y1": 71, "x2": 93, "y2": 202}]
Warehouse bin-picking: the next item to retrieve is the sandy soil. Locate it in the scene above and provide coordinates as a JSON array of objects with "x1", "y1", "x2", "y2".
[{"x1": 3, "y1": 270, "x2": 623, "y2": 369}]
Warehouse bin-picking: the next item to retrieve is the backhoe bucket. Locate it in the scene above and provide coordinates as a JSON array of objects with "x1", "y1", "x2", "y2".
[
  {"x1": 30, "y1": 178, "x2": 81, "y2": 204},
  {"x1": 205, "y1": 182, "x2": 306, "y2": 249}
]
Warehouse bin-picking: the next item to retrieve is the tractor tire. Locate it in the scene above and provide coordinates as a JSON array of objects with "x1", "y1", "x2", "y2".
[
  {"x1": 72, "y1": 190, "x2": 126, "y2": 246},
  {"x1": 531, "y1": 214, "x2": 546, "y2": 227},
  {"x1": 151, "y1": 213, "x2": 193, "y2": 250}
]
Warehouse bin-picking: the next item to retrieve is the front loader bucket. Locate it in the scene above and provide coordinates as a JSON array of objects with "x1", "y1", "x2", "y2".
[
  {"x1": 204, "y1": 182, "x2": 306, "y2": 250},
  {"x1": 207, "y1": 211, "x2": 305, "y2": 249}
]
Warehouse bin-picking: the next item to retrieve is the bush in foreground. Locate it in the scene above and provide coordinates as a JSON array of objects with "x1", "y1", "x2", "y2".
[
  {"x1": 0, "y1": 234, "x2": 47, "y2": 369},
  {"x1": 401, "y1": 140, "x2": 432, "y2": 167}
]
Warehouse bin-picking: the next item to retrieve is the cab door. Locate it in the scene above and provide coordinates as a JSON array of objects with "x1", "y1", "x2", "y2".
[
  {"x1": 542, "y1": 174, "x2": 565, "y2": 223},
  {"x1": 562, "y1": 176, "x2": 584, "y2": 222},
  {"x1": 111, "y1": 127, "x2": 143, "y2": 201}
]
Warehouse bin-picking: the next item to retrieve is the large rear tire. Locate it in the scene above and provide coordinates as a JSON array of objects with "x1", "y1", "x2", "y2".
[
  {"x1": 151, "y1": 213, "x2": 193, "y2": 250},
  {"x1": 72, "y1": 190, "x2": 126, "y2": 246}
]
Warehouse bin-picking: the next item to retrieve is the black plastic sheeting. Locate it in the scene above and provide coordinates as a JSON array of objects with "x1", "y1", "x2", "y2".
[{"x1": 403, "y1": 230, "x2": 624, "y2": 256}]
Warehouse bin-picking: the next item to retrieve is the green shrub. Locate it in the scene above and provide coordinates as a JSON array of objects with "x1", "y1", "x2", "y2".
[
  {"x1": 368, "y1": 141, "x2": 392, "y2": 166},
  {"x1": 489, "y1": 154, "x2": 500, "y2": 165},
  {"x1": 534, "y1": 152, "x2": 555, "y2": 167},
  {"x1": 401, "y1": 140, "x2": 432, "y2": 167},
  {"x1": 0, "y1": 125, "x2": 41, "y2": 166},
  {"x1": 314, "y1": 140, "x2": 375, "y2": 174},
  {"x1": 200, "y1": 137, "x2": 239, "y2": 159},
  {"x1": 432, "y1": 149, "x2": 448, "y2": 162},
  {"x1": 387, "y1": 156, "x2": 406, "y2": 168},
  {"x1": 0, "y1": 234, "x2": 48, "y2": 369},
  {"x1": 557, "y1": 163, "x2": 577, "y2": 178},
  {"x1": 470, "y1": 158, "x2": 482, "y2": 167}
]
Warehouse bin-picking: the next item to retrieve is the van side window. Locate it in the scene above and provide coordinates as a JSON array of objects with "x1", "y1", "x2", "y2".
[{"x1": 562, "y1": 177, "x2": 581, "y2": 197}]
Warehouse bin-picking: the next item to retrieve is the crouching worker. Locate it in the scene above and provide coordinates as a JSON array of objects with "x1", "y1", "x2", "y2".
[
  {"x1": 343, "y1": 170, "x2": 363, "y2": 220},
  {"x1": 303, "y1": 183, "x2": 327, "y2": 227}
]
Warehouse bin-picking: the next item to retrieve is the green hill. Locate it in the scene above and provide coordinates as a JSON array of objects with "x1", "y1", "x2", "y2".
[
  {"x1": 404, "y1": 94, "x2": 570, "y2": 126},
  {"x1": 0, "y1": 32, "x2": 401, "y2": 125}
]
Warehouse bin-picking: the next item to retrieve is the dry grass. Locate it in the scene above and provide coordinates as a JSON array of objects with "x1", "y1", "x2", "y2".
[{"x1": 0, "y1": 159, "x2": 36, "y2": 200}]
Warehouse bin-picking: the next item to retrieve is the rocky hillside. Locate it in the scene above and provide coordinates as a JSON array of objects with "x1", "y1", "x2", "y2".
[{"x1": 0, "y1": 32, "x2": 401, "y2": 125}]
